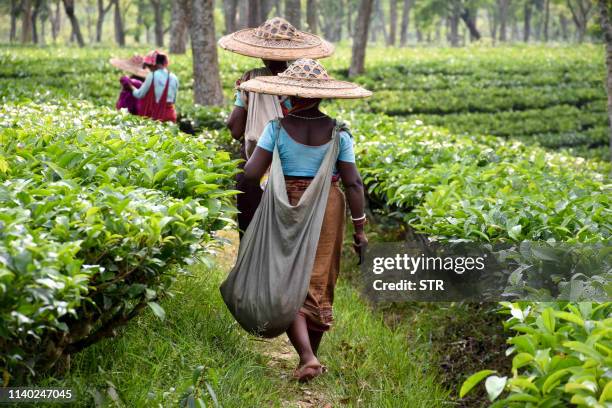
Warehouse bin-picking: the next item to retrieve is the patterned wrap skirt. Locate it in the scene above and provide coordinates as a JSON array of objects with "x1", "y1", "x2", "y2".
[{"x1": 285, "y1": 178, "x2": 346, "y2": 332}]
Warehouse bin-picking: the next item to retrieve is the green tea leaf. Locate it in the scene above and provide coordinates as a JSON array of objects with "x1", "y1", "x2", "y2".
[{"x1": 459, "y1": 370, "x2": 496, "y2": 398}]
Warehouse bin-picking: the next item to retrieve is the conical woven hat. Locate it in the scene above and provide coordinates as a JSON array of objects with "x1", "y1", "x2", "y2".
[
  {"x1": 218, "y1": 17, "x2": 334, "y2": 61},
  {"x1": 239, "y1": 59, "x2": 372, "y2": 99},
  {"x1": 109, "y1": 55, "x2": 149, "y2": 78}
]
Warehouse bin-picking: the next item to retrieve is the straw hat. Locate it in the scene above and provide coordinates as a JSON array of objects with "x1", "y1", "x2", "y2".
[
  {"x1": 218, "y1": 17, "x2": 334, "y2": 61},
  {"x1": 239, "y1": 59, "x2": 372, "y2": 99},
  {"x1": 109, "y1": 55, "x2": 149, "y2": 78}
]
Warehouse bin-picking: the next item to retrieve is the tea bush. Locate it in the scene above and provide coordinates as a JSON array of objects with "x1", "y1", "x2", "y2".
[
  {"x1": 336, "y1": 109, "x2": 610, "y2": 403},
  {"x1": 1, "y1": 45, "x2": 607, "y2": 160},
  {"x1": 344, "y1": 45, "x2": 608, "y2": 160},
  {"x1": 343, "y1": 111, "x2": 610, "y2": 243},
  {"x1": 460, "y1": 302, "x2": 612, "y2": 407},
  {"x1": 0, "y1": 101, "x2": 240, "y2": 380}
]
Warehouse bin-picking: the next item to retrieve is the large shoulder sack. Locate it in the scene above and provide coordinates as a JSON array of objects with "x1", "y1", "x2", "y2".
[{"x1": 220, "y1": 121, "x2": 341, "y2": 338}]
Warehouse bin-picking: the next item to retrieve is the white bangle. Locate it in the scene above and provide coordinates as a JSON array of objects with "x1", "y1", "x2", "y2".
[{"x1": 351, "y1": 214, "x2": 366, "y2": 222}]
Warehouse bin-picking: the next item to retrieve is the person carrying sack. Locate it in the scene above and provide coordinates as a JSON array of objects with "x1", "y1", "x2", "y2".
[
  {"x1": 220, "y1": 59, "x2": 372, "y2": 383},
  {"x1": 218, "y1": 17, "x2": 335, "y2": 237}
]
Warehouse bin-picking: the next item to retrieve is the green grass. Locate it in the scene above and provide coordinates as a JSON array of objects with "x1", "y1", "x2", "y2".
[{"x1": 35, "y1": 233, "x2": 448, "y2": 407}]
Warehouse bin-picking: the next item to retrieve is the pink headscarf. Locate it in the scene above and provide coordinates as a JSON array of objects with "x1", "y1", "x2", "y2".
[{"x1": 143, "y1": 50, "x2": 169, "y2": 67}]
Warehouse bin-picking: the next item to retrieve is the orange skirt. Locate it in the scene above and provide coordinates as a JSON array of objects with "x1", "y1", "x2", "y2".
[{"x1": 285, "y1": 179, "x2": 345, "y2": 332}]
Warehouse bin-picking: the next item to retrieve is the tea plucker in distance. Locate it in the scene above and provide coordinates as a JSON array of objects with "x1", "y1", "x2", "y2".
[
  {"x1": 240, "y1": 59, "x2": 371, "y2": 382},
  {"x1": 218, "y1": 17, "x2": 335, "y2": 237},
  {"x1": 123, "y1": 50, "x2": 179, "y2": 123},
  {"x1": 109, "y1": 55, "x2": 149, "y2": 115}
]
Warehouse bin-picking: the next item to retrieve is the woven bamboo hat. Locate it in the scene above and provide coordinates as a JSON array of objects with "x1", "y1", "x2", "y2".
[
  {"x1": 218, "y1": 17, "x2": 334, "y2": 61},
  {"x1": 109, "y1": 55, "x2": 149, "y2": 78},
  {"x1": 239, "y1": 58, "x2": 372, "y2": 99}
]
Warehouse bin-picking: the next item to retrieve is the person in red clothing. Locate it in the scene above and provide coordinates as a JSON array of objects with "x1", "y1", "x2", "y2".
[{"x1": 125, "y1": 51, "x2": 179, "y2": 123}]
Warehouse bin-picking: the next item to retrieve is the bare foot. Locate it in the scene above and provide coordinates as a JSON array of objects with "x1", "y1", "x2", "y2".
[{"x1": 292, "y1": 358, "x2": 323, "y2": 383}]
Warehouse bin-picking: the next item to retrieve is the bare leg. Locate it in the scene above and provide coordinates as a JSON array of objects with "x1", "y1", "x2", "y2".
[
  {"x1": 286, "y1": 314, "x2": 319, "y2": 367},
  {"x1": 308, "y1": 329, "x2": 324, "y2": 356}
]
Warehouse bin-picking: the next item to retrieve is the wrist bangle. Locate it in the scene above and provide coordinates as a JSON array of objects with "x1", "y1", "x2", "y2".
[{"x1": 351, "y1": 214, "x2": 366, "y2": 222}]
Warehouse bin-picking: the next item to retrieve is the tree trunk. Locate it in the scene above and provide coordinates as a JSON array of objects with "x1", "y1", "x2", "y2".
[
  {"x1": 51, "y1": 0, "x2": 61, "y2": 42},
  {"x1": 21, "y1": 0, "x2": 33, "y2": 43},
  {"x1": 511, "y1": 19, "x2": 520, "y2": 40},
  {"x1": 31, "y1": 0, "x2": 42, "y2": 43},
  {"x1": 307, "y1": 0, "x2": 317, "y2": 33},
  {"x1": 567, "y1": 0, "x2": 594, "y2": 43},
  {"x1": 388, "y1": 0, "x2": 397, "y2": 45},
  {"x1": 347, "y1": 0, "x2": 352, "y2": 36},
  {"x1": 63, "y1": 0, "x2": 84, "y2": 46},
  {"x1": 135, "y1": 0, "x2": 144, "y2": 42},
  {"x1": 598, "y1": 0, "x2": 612, "y2": 161},
  {"x1": 487, "y1": 8, "x2": 498, "y2": 42},
  {"x1": 373, "y1": 0, "x2": 388, "y2": 44},
  {"x1": 261, "y1": 0, "x2": 273, "y2": 21},
  {"x1": 85, "y1": 1, "x2": 95, "y2": 42},
  {"x1": 399, "y1": 0, "x2": 411, "y2": 46},
  {"x1": 336, "y1": 0, "x2": 344, "y2": 40},
  {"x1": 170, "y1": 0, "x2": 189, "y2": 53},
  {"x1": 40, "y1": 13, "x2": 46, "y2": 44},
  {"x1": 543, "y1": 0, "x2": 550, "y2": 41},
  {"x1": 461, "y1": 7, "x2": 481, "y2": 41},
  {"x1": 113, "y1": 0, "x2": 125, "y2": 46},
  {"x1": 223, "y1": 0, "x2": 239, "y2": 33},
  {"x1": 237, "y1": 0, "x2": 248, "y2": 28},
  {"x1": 151, "y1": 0, "x2": 164, "y2": 46},
  {"x1": 190, "y1": 0, "x2": 224, "y2": 106},
  {"x1": 285, "y1": 0, "x2": 301, "y2": 28},
  {"x1": 248, "y1": 0, "x2": 260, "y2": 27},
  {"x1": 524, "y1": 0, "x2": 533, "y2": 41},
  {"x1": 96, "y1": 0, "x2": 112, "y2": 42},
  {"x1": 449, "y1": 12, "x2": 460, "y2": 46},
  {"x1": 10, "y1": 0, "x2": 20, "y2": 42},
  {"x1": 560, "y1": 13, "x2": 569, "y2": 40},
  {"x1": 498, "y1": 0, "x2": 510, "y2": 42},
  {"x1": 349, "y1": 0, "x2": 374, "y2": 77}
]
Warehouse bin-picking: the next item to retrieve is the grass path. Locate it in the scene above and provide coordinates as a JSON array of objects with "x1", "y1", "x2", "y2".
[{"x1": 39, "y1": 230, "x2": 448, "y2": 407}]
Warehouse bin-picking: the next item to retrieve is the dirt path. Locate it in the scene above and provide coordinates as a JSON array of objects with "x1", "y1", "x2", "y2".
[{"x1": 218, "y1": 230, "x2": 333, "y2": 408}]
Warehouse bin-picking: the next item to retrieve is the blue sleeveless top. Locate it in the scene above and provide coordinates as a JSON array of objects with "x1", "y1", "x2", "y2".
[{"x1": 256, "y1": 121, "x2": 356, "y2": 177}]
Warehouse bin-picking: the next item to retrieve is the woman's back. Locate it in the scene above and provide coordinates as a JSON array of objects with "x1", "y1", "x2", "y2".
[{"x1": 256, "y1": 119, "x2": 355, "y2": 178}]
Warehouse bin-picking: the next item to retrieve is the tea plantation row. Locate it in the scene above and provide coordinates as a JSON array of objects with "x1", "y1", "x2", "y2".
[
  {"x1": 333, "y1": 109, "x2": 611, "y2": 406},
  {"x1": 0, "y1": 101, "x2": 239, "y2": 379},
  {"x1": 1, "y1": 46, "x2": 608, "y2": 161},
  {"x1": 343, "y1": 46, "x2": 609, "y2": 161}
]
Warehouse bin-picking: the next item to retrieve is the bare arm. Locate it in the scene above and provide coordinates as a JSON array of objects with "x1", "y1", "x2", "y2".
[
  {"x1": 243, "y1": 146, "x2": 273, "y2": 183},
  {"x1": 337, "y1": 160, "x2": 368, "y2": 259},
  {"x1": 227, "y1": 106, "x2": 247, "y2": 141}
]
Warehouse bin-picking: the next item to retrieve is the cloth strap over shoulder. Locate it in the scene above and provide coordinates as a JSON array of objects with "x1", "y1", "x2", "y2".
[
  {"x1": 242, "y1": 68, "x2": 284, "y2": 159},
  {"x1": 220, "y1": 120, "x2": 342, "y2": 338}
]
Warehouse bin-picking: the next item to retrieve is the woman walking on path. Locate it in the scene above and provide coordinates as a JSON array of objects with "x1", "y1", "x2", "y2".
[
  {"x1": 127, "y1": 50, "x2": 179, "y2": 123},
  {"x1": 239, "y1": 59, "x2": 371, "y2": 382},
  {"x1": 218, "y1": 17, "x2": 334, "y2": 237}
]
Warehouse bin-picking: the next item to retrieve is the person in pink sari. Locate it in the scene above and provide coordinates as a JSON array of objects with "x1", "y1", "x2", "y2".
[{"x1": 109, "y1": 55, "x2": 150, "y2": 115}]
